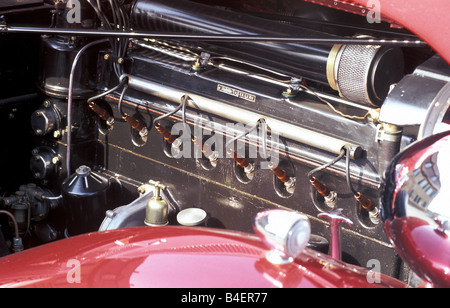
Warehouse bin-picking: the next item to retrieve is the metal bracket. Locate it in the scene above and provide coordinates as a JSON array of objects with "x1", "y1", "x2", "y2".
[
  {"x1": 99, "y1": 180, "x2": 179, "y2": 231},
  {"x1": 375, "y1": 123, "x2": 403, "y2": 143}
]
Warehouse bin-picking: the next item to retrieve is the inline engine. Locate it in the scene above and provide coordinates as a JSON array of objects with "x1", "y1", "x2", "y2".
[{"x1": 0, "y1": 0, "x2": 449, "y2": 285}]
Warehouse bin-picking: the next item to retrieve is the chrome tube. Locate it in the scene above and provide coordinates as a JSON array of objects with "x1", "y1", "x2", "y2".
[
  {"x1": 67, "y1": 39, "x2": 109, "y2": 177},
  {"x1": 2, "y1": 26, "x2": 426, "y2": 46}
]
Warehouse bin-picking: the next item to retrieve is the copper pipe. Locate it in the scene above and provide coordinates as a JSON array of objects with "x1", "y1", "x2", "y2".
[{"x1": 0, "y1": 210, "x2": 19, "y2": 239}]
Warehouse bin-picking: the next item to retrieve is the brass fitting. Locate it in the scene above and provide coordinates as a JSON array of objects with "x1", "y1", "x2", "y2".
[
  {"x1": 191, "y1": 59, "x2": 205, "y2": 71},
  {"x1": 144, "y1": 181, "x2": 168, "y2": 227},
  {"x1": 282, "y1": 87, "x2": 297, "y2": 98}
]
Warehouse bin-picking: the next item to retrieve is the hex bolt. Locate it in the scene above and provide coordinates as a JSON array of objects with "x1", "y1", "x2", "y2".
[{"x1": 51, "y1": 156, "x2": 60, "y2": 165}]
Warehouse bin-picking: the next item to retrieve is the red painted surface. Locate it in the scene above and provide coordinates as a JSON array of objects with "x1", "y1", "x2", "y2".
[
  {"x1": 306, "y1": 0, "x2": 450, "y2": 63},
  {"x1": 0, "y1": 226, "x2": 407, "y2": 288},
  {"x1": 353, "y1": 0, "x2": 450, "y2": 64},
  {"x1": 385, "y1": 133, "x2": 450, "y2": 288},
  {"x1": 385, "y1": 218, "x2": 450, "y2": 288}
]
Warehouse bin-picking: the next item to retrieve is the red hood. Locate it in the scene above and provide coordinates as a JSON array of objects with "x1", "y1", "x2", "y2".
[
  {"x1": 354, "y1": 0, "x2": 450, "y2": 64},
  {"x1": 0, "y1": 226, "x2": 407, "y2": 288},
  {"x1": 309, "y1": 0, "x2": 450, "y2": 64}
]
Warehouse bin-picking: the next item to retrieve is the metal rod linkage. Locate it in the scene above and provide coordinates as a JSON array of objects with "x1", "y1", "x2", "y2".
[{"x1": 1, "y1": 26, "x2": 427, "y2": 46}]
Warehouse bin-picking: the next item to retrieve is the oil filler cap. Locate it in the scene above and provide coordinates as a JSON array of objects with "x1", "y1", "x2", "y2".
[{"x1": 177, "y1": 208, "x2": 207, "y2": 226}]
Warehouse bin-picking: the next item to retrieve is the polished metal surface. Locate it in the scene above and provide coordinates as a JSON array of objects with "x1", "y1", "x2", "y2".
[
  {"x1": 379, "y1": 75, "x2": 448, "y2": 127},
  {"x1": 317, "y1": 209, "x2": 353, "y2": 260},
  {"x1": 335, "y1": 44, "x2": 379, "y2": 106},
  {"x1": 383, "y1": 132, "x2": 450, "y2": 229},
  {"x1": 418, "y1": 82, "x2": 450, "y2": 140},
  {"x1": 334, "y1": 44, "x2": 404, "y2": 106},
  {"x1": 177, "y1": 208, "x2": 207, "y2": 226},
  {"x1": 0, "y1": 26, "x2": 427, "y2": 45},
  {"x1": 144, "y1": 181, "x2": 169, "y2": 226},
  {"x1": 253, "y1": 210, "x2": 311, "y2": 264},
  {"x1": 382, "y1": 131, "x2": 450, "y2": 286}
]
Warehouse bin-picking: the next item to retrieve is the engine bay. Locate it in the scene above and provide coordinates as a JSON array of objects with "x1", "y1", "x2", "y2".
[{"x1": 0, "y1": 0, "x2": 449, "y2": 285}]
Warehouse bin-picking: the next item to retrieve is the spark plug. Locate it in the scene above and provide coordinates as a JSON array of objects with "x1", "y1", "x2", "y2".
[
  {"x1": 355, "y1": 192, "x2": 380, "y2": 223},
  {"x1": 154, "y1": 122, "x2": 184, "y2": 156},
  {"x1": 155, "y1": 122, "x2": 176, "y2": 144},
  {"x1": 268, "y1": 162, "x2": 296, "y2": 194},
  {"x1": 89, "y1": 102, "x2": 114, "y2": 126},
  {"x1": 193, "y1": 136, "x2": 218, "y2": 163},
  {"x1": 123, "y1": 113, "x2": 148, "y2": 137},
  {"x1": 309, "y1": 177, "x2": 337, "y2": 207},
  {"x1": 227, "y1": 149, "x2": 255, "y2": 177}
]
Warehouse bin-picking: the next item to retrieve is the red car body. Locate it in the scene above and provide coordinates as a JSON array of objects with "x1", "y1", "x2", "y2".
[
  {"x1": 338, "y1": 0, "x2": 450, "y2": 64},
  {"x1": 0, "y1": 226, "x2": 408, "y2": 288}
]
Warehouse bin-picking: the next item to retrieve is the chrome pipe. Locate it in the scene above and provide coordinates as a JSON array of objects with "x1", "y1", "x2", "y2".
[{"x1": 1, "y1": 26, "x2": 426, "y2": 46}]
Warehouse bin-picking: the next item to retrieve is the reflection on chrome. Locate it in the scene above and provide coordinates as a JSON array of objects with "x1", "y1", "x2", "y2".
[
  {"x1": 396, "y1": 135, "x2": 450, "y2": 232},
  {"x1": 382, "y1": 130, "x2": 450, "y2": 287},
  {"x1": 253, "y1": 210, "x2": 311, "y2": 265}
]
